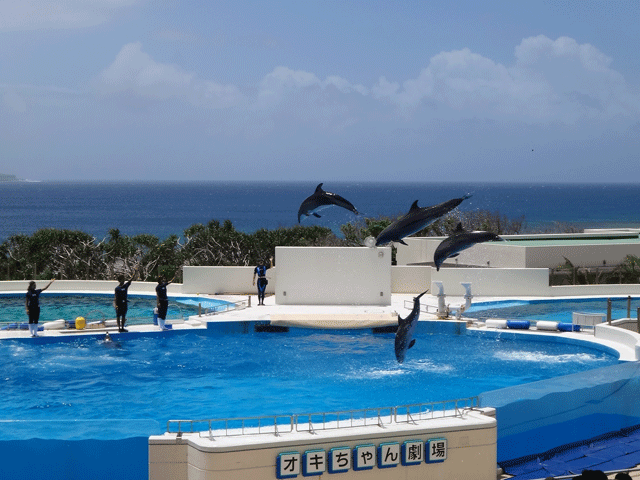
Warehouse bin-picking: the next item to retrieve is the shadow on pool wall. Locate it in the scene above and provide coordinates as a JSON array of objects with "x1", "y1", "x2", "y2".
[
  {"x1": 0, "y1": 438, "x2": 148, "y2": 480},
  {"x1": 480, "y1": 361, "x2": 640, "y2": 463}
]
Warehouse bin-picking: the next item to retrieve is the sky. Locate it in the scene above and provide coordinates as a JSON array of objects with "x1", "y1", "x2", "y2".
[{"x1": 1, "y1": 0, "x2": 639, "y2": 183}]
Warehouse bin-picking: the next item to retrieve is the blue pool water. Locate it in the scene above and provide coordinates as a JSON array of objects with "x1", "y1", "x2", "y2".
[
  {"x1": 0, "y1": 294, "x2": 230, "y2": 325},
  {"x1": 466, "y1": 297, "x2": 640, "y2": 323},
  {"x1": 0, "y1": 328, "x2": 618, "y2": 441}
]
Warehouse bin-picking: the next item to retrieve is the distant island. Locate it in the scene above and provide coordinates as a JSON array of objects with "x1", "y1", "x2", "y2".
[{"x1": 0, "y1": 173, "x2": 20, "y2": 182}]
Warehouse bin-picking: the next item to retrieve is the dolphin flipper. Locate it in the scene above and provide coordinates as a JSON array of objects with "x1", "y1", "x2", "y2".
[{"x1": 408, "y1": 339, "x2": 416, "y2": 349}]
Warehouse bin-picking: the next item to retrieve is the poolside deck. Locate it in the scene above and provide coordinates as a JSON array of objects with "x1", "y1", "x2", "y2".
[{"x1": 2, "y1": 292, "x2": 635, "y2": 361}]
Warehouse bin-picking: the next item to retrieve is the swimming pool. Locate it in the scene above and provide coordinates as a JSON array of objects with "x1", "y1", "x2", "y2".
[
  {"x1": 466, "y1": 296, "x2": 640, "y2": 323},
  {"x1": 0, "y1": 327, "x2": 618, "y2": 441},
  {"x1": 0, "y1": 294, "x2": 231, "y2": 326}
]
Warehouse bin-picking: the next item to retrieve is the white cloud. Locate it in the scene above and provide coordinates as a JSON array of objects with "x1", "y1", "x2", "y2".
[
  {"x1": 0, "y1": 0, "x2": 143, "y2": 32},
  {"x1": 372, "y1": 35, "x2": 640, "y2": 123},
  {"x1": 82, "y1": 36, "x2": 640, "y2": 130},
  {"x1": 94, "y1": 42, "x2": 243, "y2": 108},
  {"x1": 257, "y1": 66, "x2": 368, "y2": 107}
]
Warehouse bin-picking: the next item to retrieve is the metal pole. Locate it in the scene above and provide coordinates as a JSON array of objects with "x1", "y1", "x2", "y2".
[
  {"x1": 198, "y1": 303, "x2": 202, "y2": 317},
  {"x1": 607, "y1": 298, "x2": 612, "y2": 325},
  {"x1": 637, "y1": 307, "x2": 640, "y2": 334},
  {"x1": 628, "y1": 296, "x2": 632, "y2": 318}
]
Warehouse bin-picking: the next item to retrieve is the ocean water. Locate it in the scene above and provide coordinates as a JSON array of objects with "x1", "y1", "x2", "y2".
[{"x1": 0, "y1": 181, "x2": 639, "y2": 241}]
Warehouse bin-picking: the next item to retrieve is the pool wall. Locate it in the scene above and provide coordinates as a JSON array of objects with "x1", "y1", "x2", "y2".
[
  {"x1": 396, "y1": 231, "x2": 640, "y2": 269},
  {"x1": 0, "y1": 280, "x2": 184, "y2": 295},
  {"x1": 476, "y1": 322, "x2": 640, "y2": 464},
  {"x1": 183, "y1": 266, "x2": 275, "y2": 295},
  {"x1": 149, "y1": 408, "x2": 497, "y2": 480},
  {"x1": 480, "y1": 360, "x2": 640, "y2": 463},
  {"x1": 274, "y1": 247, "x2": 392, "y2": 306},
  {"x1": 0, "y1": 437, "x2": 148, "y2": 480},
  {"x1": 4, "y1": 267, "x2": 640, "y2": 300}
]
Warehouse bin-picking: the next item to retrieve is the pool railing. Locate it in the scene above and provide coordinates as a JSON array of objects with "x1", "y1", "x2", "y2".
[
  {"x1": 196, "y1": 298, "x2": 248, "y2": 316},
  {"x1": 166, "y1": 396, "x2": 480, "y2": 440},
  {"x1": 403, "y1": 298, "x2": 439, "y2": 314}
]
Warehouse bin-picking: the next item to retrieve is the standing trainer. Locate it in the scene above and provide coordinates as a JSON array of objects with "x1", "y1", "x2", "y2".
[
  {"x1": 25, "y1": 279, "x2": 55, "y2": 337},
  {"x1": 252, "y1": 256, "x2": 273, "y2": 306}
]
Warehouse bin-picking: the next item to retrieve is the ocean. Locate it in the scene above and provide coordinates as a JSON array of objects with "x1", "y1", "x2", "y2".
[{"x1": 0, "y1": 181, "x2": 639, "y2": 241}]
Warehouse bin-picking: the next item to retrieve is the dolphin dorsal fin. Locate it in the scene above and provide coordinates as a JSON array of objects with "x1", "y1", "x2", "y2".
[
  {"x1": 455, "y1": 223, "x2": 464, "y2": 232},
  {"x1": 315, "y1": 183, "x2": 324, "y2": 192},
  {"x1": 409, "y1": 200, "x2": 420, "y2": 211}
]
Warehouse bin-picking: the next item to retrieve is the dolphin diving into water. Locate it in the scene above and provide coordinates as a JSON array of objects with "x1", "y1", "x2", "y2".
[
  {"x1": 395, "y1": 289, "x2": 429, "y2": 364},
  {"x1": 433, "y1": 223, "x2": 503, "y2": 271},
  {"x1": 375, "y1": 195, "x2": 471, "y2": 246},
  {"x1": 297, "y1": 183, "x2": 359, "y2": 223}
]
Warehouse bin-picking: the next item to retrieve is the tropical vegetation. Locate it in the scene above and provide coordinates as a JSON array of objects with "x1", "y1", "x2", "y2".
[{"x1": 2, "y1": 209, "x2": 638, "y2": 285}]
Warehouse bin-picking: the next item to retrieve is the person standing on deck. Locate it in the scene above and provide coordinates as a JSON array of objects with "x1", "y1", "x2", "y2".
[
  {"x1": 252, "y1": 256, "x2": 273, "y2": 306},
  {"x1": 25, "y1": 279, "x2": 55, "y2": 337},
  {"x1": 155, "y1": 274, "x2": 175, "y2": 330},
  {"x1": 114, "y1": 270, "x2": 136, "y2": 332}
]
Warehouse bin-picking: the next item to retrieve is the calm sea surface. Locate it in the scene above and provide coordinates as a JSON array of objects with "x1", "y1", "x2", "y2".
[{"x1": 0, "y1": 181, "x2": 639, "y2": 241}]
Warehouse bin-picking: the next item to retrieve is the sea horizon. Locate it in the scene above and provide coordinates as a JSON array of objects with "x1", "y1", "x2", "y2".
[
  {"x1": 1, "y1": 180, "x2": 639, "y2": 241},
  {"x1": 5, "y1": 178, "x2": 640, "y2": 185}
]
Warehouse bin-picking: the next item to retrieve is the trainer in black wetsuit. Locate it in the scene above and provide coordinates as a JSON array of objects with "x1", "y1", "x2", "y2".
[
  {"x1": 155, "y1": 274, "x2": 174, "y2": 330},
  {"x1": 25, "y1": 279, "x2": 55, "y2": 337},
  {"x1": 114, "y1": 273, "x2": 135, "y2": 332},
  {"x1": 252, "y1": 257, "x2": 273, "y2": 306}
]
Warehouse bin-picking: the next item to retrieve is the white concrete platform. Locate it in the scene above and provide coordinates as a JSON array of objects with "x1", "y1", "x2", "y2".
[{"x1": 149, "y1": 407, "x2": 498, "y2": 480}]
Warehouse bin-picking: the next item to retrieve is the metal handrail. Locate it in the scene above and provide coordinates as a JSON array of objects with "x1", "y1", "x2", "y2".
[
  {"x1": 294, "y1": 407, "x2": 395, "y2": 433},
  {"x1": 394, "y1": 397, "x2": 479, "y2": 423},
  {"x1": 167, "y1": 396, "x2": 480, "y2": 440},
  {"x1": 403, "y1": 300, "x2": 439, "y2": 314},
  {"x1": 198, "y1": 299, "x2": 247, "y2": 317}
]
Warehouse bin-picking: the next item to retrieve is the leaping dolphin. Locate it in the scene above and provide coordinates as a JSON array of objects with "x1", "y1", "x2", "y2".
[
  {"x1": 297, "y1": 183, "x2": 359, "y2": 223},
  {"x1": 395, "y1": 289, "x2": 428, "y2": 364},
  {"x1": 375, "y1": 195, "x2": 471, "y2": 246},
  {"x1": 433, "y1": 223, "x2": 502, "y2": 271}
]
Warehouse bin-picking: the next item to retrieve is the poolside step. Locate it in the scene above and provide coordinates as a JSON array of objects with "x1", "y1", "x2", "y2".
[{"x1": 269, "y1": 313, "x2": 398, "y2": 329}]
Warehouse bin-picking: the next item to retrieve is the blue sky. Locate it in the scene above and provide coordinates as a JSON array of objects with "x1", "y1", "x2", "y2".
[{"x1": 1, "y1": 0, "x2": 639, "y2": 182}]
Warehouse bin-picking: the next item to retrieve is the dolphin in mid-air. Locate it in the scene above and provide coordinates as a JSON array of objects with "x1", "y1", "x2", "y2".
[
  {"x1": 433, "y1": 223, "x2": 502, "y2": 271},
  {"x1": 395, "y1": 289, "x2": 429, "y2": 364},
  {"x1": 297, "y1": 183, "x2": 359, "y2": 223},
  {"x1": 375, "y1": 195, "x2": 471, "y2": 246}
]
